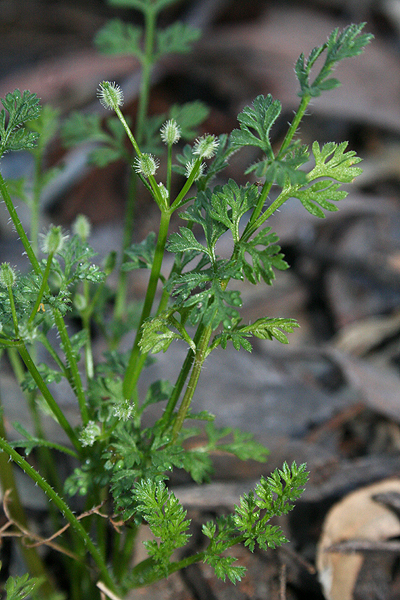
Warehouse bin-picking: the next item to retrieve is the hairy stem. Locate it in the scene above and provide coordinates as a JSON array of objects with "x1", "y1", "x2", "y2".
[
  {"x1": 17, "y1": 343, "x2": 81, "y2": 451},
  {"x1": 123, "y1": 208, "x2": 171, "y2": 400},
  {"x1": 0, "y1": 404, "x2": 56, "y2": 596},
  {"x1": 0, "y1": 173, "x2": 41, "y2": 275},
  {"x1": 0, "y1": 436, "x2": 120, "y2": 595},
  {"x1": 171, "y1": 324, "x2": 212, "y2": 442}
]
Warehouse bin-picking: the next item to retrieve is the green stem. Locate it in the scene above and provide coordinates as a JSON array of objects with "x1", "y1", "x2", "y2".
[
  {"x1": 113, "y1": 174, "x2": 138, "y2": 324},
  {"x1": 171, "y1": 324, "x2": 212, "y2": 442},
  {"x1": 166, "y1": 143, "x2": 172, "y2": 196},
  {"x1": 242, "y1": 94, "x2": 311, "y2": 241},
  {"x1": 130, "y1": 532, "x2": 246, "y2": 588},
  {"x1": 0, "y1": 436, "x2": 120, "y2": 596},
  {"x1": 160, "y1": 325, "x2": 205, "y2": 432},
  {"x1": 0, "y1": 406, "x2": 56, "y2": 596},
  {"x1": 31, "y1": 152, "x2": 42, "y2": 255},
  {"x1": 136, "y1": 6, "x2": 157, "y2": 145},
  {"x1": 0, "y1": 172, "x2": 41, "y2": 275},
  {"x1": 122, "y1": 208, "x2": 171, "y2": 400},
  {"x1": 278, "y1": 94, "x2": 311, "y2": 157},
  {"x1": 28, "y1": 252, "x2": 53, "y2": 324},
  {"x1": 113, "y1": 524, "x2": 139, "y2": 582},
  {"x1": 170, "y1": 158, "x2": 203, "y2": 212},
  {"x1": 17, "y1": 343, "x2": 81, "y2": 451},
  {"x1": 6, "y1": 282, "x2": 19, "y2": 336},
  {"x1": 7, "y1": 347, "x2": 65, "y2": 498},
  {"x1": 53, "y1": 310, "x2": 89, "y2": 425}
]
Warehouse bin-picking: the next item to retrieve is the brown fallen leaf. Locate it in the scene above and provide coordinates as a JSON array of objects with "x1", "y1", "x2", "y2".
[{"x1": 316, "y1": 478, "x2": 400, "y2": 600}]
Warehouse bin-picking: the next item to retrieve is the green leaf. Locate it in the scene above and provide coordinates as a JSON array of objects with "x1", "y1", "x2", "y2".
[
  {"x1": 295, "y1": 23, "x2": 373, "y2": 98},
  {"x1": 10, "y1": 422, "x2": 78, "y2": 458},
  {"x1": 310, "y1": 141, "x2": 363, "y2": 182},
  {"x1": 94, "y1": 18, "x2": 144, "y2": 59},
  {"x1": 204, "y1": 423, "x2": 269, "y2": 463},
  {"x1": 217, "y1": 430, "x2": 269, "y2": 463},
  {"x1": 139, "y1": 379, "x2": 173, "y2": 413},
  {"x1": 179, "y1": 280, "x2": 242, "y2": 329},
  {"x1": 230, "y1": 94, "x2": 281, "y2": 156},
  {"x1": 233, "y1": 462, "x2": 308, "y2": 553},
  {"x1": 179, "y1": 188, "x2": 229, "y2": 255},
  {"x1": 239, "y1": 317, "x2": 300, "y2": 344},
  {"x1": 122, "y1": 232, "x2": 156, "y2": 271},
  {"x1": 155, "y1": 23, "x2": 201, "y2": 60},
  {"x1": 180, "y1": 450, "x2": 213, "y2": 484},
  {"x1": 0, "y1": 90, "x2": 41, "y2": 157},
  {"x1": 208, "y1": 180, "x2": 258, "y2": 242},
  {"x1": 288, "y1": 141, "x2": 362, "y2": 218},
  {"x1": 21, "y1": 363, "x2": 63, "y2": 393},
  {"x1": 167, "y1": 227, "x2": 212, "y2": 258},
  {"x1": 4, "y1": 572, "x2": 43, "y2": 600},
  {"x1": 61, "y1": 112, "x2": 109, "y2": 146},
  {"x1": 246, "y1": 144, "x2": 309, "y2": 187},
  {"x1": 236, "y1": 227, "x2": 288, "y2": 285},
  {"x1": 61, "y1": 113, "x2": 129, "y2": 166},
  {"x1": 139, "y1": 313, "x2": 183, "y2": 354},
  {"x1": 133, "y1": 479, "x2": 191, "y2": 569},
  {"x1": 204, "y1": 554, "x2": 246, "y2": 584}
]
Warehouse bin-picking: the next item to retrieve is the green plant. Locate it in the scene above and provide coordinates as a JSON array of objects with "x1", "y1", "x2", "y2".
[{"x1": 0, "y1": 2, "x2": 372, "y2": 597}]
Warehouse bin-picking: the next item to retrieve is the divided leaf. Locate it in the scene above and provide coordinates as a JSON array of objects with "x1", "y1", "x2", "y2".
[
  {"x1": 122, "y1": 232, "x2": 157, "y2": 271},
  {"x1": 0, "y1": 90, "x2": 41, "y2": 156},
  {"x1": 230, "y1": 94, "x2": 281, "y2": 156},
  {"x1": 295, "y1": 23, "x2": 373, "y2": 98},
  {"x1": 290, "y1": 141, "x2": 363, "y2": 217},
  {"x1": 95, "y1": 18, "x2": 144, "y2": 59},
  {"x1": 215, "y1": 317, "x2": 299, "y2": 352},
  {"x1": 155, "y1": 23, "x2": 201, "y2": 60}
]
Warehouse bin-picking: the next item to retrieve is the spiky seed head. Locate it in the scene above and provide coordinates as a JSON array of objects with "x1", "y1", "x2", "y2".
[
  {"x1": 185, "y1": 159, "x2": 205, "y2": 180},
  {"x1": 97, "y1": 81, "x2": 124, "y2": 111},
  {"x1": 193, "y1": 134, "x2": 219, "y2": 159},
  {"x1": 160, "y1": 119, "x2": 181, "y2": 145},
  {"x1": 0, "y1": 263, "x2": 16, "y2": 288},
  {"x1": 73, "y1": 214, "x2": 91, "y2": 241},
  {"x1": 133, "y1": 153, "x2": 159, "y2": 178},
  {"x1": 40, "y1": 226, "x2": 68, "y2": 255}
]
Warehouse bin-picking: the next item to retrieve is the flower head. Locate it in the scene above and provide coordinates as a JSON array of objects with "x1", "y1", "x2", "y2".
[
  {"x1": 185, "y1": 159, "x2": 205, "y2": 180},
  {"x1": 113, "y1": 400, "x2": 134, "y2": 422},
  {"x1": 73, "y1": 214, "x2": 91, "y2": 241},
  {"x1": 0, "y1": 263, "x2": 16, "y2": 288},
  {"x1": 193, "y1": 134, "x2": 219, "y2": 159},
  {"x1": 97, "y1": 81, "x2": 124, "y2": 111},
  {"x1": 160, "y1": 119, "x2": 181, "y2": 145},
  {"x1": 79, "y1": 421, "x2": 101, "y2": 447},
  {"x1": 40, "y1": 226, "x2": 68, "y2": 255},
  {"x1": 133, "y1": 153, "x2": 159, "y2": 178}
]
